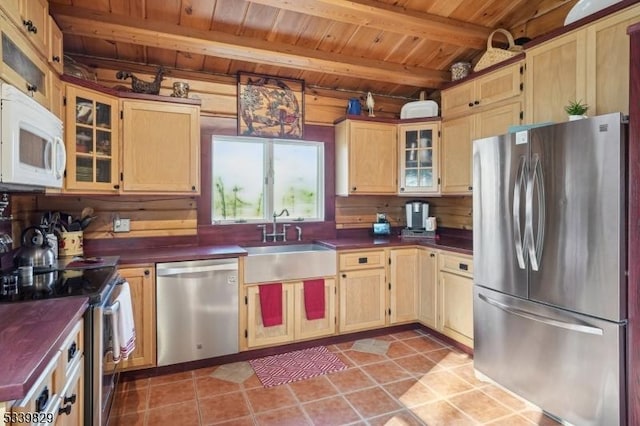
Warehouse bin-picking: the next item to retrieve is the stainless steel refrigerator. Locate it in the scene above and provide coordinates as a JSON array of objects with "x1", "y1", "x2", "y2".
[{"x1": 472, "y1": 113, "x2": 627, "y2": 426}]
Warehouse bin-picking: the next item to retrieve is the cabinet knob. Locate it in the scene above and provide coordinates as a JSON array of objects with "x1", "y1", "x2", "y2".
[
  {"x1": 67, "y1": 341, "x2": 77, "y2": 362},
  {"x1": 144, "y1": 269, "x2": 150, "y2": 276},
  {"x1": 400, "y1": 187, "x2": 405, "y2": 192},
  {"x1": 468, "y1": 102, "x2": 474, "y2": 107},
  {"x1": 52, "y1": 55, "x2": 61, "y2": 62},
  {"x1": 58, "y1": 404, "x2": 72, "y2": 416},
  {"x1": 26, "y1": 83, "x2": 37, "y2": 93},
  {"x1": 22, "y1": 19, "x2": 32, "y2": 30},
  {"x1": 474, "y1": 100, "x2": 480, "y2": 105},
  {"x1": 352, "y1": 186, "x2": 357, "y2": 192},
  {"x1": 63, "y1": 393, "x2": 77, "y2": 405},
  {"x1": 113, "y1": 184, "x2": 120, "y2": 190},
  {"x1": 468, "y1": 186, "x2": 473, "y2": 191},
  {"x1": 341, "y1": 273, "x2": 347, "y2": 278},
  {"x1": 430, "y1": 253, "x2": 435, "y2": 258},
  {"x1": 31, "y1": 25, "x2": 38, "y2": 34}
]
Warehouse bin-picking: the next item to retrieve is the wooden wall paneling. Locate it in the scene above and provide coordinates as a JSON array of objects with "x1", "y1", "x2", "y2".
[
  {"x1": 16, "y1": 195, "x2": 198, "y2": 240},
  {"x1": 335, "y1": 195, "x2": 473, "y2": 230}
]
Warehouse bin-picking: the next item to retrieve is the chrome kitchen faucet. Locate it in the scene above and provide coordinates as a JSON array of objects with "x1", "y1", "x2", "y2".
[{"x1": 258, "y1": 209, "x2": 290, "y2": 242}]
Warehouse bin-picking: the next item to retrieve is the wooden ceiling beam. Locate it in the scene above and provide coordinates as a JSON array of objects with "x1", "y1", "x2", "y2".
[
  {"x1": 50, "y1": 4, "x2": 449, "y2": 88},
  {"x1": 247, "y1": 0, "x2": 492, "y2": 49}
]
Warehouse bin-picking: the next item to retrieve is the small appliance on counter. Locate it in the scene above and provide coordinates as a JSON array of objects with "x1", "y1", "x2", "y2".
[
  {"x1": 401, "y1": 201, "x2": 434, "y2": 238},
  {"x1": 371, "y1": 213, "x2": 391, "y2": 236}
]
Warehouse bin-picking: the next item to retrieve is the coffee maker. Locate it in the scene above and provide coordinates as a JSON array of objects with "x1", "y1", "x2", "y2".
[{"x1": 401, "y1": 201, "x2": 429, "y2": 237}]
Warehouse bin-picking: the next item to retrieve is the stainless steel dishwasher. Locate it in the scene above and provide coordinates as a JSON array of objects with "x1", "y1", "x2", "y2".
[{"x1": 156, "y1": 258, "x2": 238, "y2": 366}]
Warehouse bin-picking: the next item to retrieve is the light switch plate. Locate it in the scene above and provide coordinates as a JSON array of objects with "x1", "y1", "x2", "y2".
[{"x1": 113, "y1": 218, "x2": 131, "y2": 233}]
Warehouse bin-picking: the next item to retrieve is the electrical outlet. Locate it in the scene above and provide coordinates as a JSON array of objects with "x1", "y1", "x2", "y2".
[{"x1": 113, "y1": 218, "x2": 131, "y2": 233}]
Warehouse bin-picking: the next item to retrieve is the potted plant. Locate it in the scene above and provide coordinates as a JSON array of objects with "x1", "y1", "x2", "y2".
[{"x1": 564, "y1": 100, "x2": 589, "y2": 120}]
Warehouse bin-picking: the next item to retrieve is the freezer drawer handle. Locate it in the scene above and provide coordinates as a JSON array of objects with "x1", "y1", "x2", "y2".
[
  {"x1": 478, "y1": 294, "x2": 603, "y2": 336},
  {"x1": 512, "y1": 155, "x2": 527, "y2": 269}
]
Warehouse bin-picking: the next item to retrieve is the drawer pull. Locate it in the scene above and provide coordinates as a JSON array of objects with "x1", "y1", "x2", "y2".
[
  {"x1": 67, "y1": 341, "x2": 77, "y2": 362},
  {"x1": 58, "y1": 404, "x2": 72, "y2": 416},
  {"x1": 459, "y1": 263, "x2": 468, "y2": 271},
  {"x1": 358, "y1": 257, "x2": 368, "y2": 264},
  {"x1": 35, "y1": 386, "x2": 49, "y2": 412}
]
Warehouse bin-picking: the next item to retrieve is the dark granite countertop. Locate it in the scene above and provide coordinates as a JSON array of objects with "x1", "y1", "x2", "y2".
[{"x1": 0, "y1": 297, "x2": 88, "y2": 401}]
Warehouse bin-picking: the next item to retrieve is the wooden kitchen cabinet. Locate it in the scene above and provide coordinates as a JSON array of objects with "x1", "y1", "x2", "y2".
[
  {"x1": 441, "y1": 61, "x2": 523, "y2": 195},
  {"x1": 418, "y1": 248, "x2": 438, "y2": 329},
  {"x1": 389, "y1": 248, "x2": 419, "y2": 324},
  {"x1": 397, "y1": 120, "x2": 440, "y2": 195},
  {"x1": 113, "y1": 266, "x2": 156, "y2": 370},
  {"x1": 63, "y1": 81, "x2": 201, "y2": 194},
  {"x1": 0, "y1": 9, "x2": 49, "y2": 106},
  {"x1": 121, "y1": 100, "x2": 200, "y2": 194},
  {"x1": 17, "y1": 0, "x2": 48, "y2": 57},
  {"x1": 525, "y1": 4, "x2": 640, "y2": 123},
  {"x1": 55, "y1": 358, "x2": 83, "y2": 426},
  {"x1": 48, "y1": 16, "x2": 63, "y2": 75},
  {"x1": 442, "y1": 61, "x2": 523, "y2": 119},
  {"x1": 338, "y1": 249, "x2": 387, "y2": 332},
  {"x1": 441, "y1": 100, "x2": 521, "y2": 194},
  {"x1": 438, "y1": 252, "x2": 473, "y2": 348},
  {"x1": 335, "y1": 118, "x2": 397, "y2": 195},
  {"x1": 64, "y1": 85, "x2": 120, "y2": 192},
  {"x1": 246, "y1": 283, "x2": 295, "y2": 348},
  {"x1": 246, "y1": 278, "x2": 335, "y2": 348}
]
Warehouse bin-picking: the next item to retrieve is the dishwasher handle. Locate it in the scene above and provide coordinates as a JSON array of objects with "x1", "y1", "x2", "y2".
[{"x1": 156, "y1": 262, "x2": 238, "y2": 277}]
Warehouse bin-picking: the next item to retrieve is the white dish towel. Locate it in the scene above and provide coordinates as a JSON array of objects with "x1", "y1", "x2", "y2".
[{"x1": 110, "y1": 281, "x2": 136, "y2": 363}]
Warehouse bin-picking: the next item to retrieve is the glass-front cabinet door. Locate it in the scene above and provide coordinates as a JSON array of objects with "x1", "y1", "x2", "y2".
[
  {"x1": 398, "y1": 121, "x2": 440, "y2": 195},
  {"x1": 65, "y1": 85, "x2": 119, "y2": 191}
]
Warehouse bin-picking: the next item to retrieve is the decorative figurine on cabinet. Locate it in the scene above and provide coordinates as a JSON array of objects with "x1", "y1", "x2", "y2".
[
  {"x1": 116, "y1": 66, "x2": 165, "y2": 95},
  {"x1": 366, "y1": 92, "x2": 375, "y2": 117}
]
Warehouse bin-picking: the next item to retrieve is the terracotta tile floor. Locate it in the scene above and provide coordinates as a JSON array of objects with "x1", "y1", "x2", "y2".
[{"x1": 109, "y1": 329, "x2": 561, "y2": 425}]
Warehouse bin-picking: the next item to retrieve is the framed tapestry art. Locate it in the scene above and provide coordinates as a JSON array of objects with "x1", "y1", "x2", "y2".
[{"x1": 238, "y1": 72, "x2": 304, "y2": 139}]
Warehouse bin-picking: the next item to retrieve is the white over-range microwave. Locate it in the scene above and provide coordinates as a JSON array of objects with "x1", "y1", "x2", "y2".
[{"x1": 0, "y1": 83, "x2": 66, "y2": 190}]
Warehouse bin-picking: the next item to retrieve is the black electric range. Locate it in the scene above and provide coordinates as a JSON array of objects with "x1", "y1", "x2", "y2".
[{"x1": 0, "y1": 258, "x2": 120, "y2": 305}]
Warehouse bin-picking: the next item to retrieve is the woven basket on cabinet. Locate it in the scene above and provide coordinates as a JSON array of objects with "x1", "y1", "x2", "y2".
[{"x1": 473, "y1": 29, "x2": 523, "y2": 72}]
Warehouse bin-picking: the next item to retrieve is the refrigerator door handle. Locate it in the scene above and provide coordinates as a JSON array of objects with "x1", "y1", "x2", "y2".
[
  {"x1": 478, "y1": 293, "x2": 603, "y2": 335},
  {"x1": 512, "y1": 155, "x2": 528, "y2": 269},
  {"x1": 525, "y1": 154, "x2": 546, "y2": 271}
]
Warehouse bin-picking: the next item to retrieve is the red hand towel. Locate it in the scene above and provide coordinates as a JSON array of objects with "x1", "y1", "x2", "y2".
[
  {"x1": 303, "y1": 279, "x2": 325, "y2": 320},
  {"x1": 259, "y1": 283, "x2": 283, "y2": 327}
]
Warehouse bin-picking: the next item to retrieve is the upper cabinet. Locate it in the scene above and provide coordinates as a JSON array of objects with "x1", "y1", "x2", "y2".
[
  {"x1": 441, "y1": 61, "x2": 524, "y2": 195},
  {"x1": 47, "y1": 16, "x2": 63, "y2": 74},
  {"x1": 398, "y1": 120, "x2": 440, "y2": 195},
  {"x1": 525, "y1": 4, "x2": 640, "y2": 123},
  {"x1": 63, "y1": 80, "x2": 201, "y2": 195},
  {"x1": 442, "y1": 62, "x2": 523, "y2": 119},
  {"x1": 335, "y1": 118, "x2": 397, "y2": 195},
  {"x1": 17, "y1": 0, "x2": 47, "y2": 57},
  {"x1": 65, "y1": 85, "x2": 120, "y2": 192},
  {"x1": 0, "y1": 9, "x2": 49, "y2": 106},
  {"x1": 121, "y1": 100, "x2": 200, "y2": 193}
]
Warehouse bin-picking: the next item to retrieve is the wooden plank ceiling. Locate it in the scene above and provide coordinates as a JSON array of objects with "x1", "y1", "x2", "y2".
[{"x1": 49, "y1": 0, "x2": 577, "y2": 99}]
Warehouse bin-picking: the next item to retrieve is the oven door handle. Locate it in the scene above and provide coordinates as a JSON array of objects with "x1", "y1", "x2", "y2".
[{"x1": 105, "y1": 300, "x2": 120, "y2": 316}]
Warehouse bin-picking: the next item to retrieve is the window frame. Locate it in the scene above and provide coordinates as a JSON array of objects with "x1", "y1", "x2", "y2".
[{"x1": 211, "y1": 135, "x2": 325, "y2": 224}]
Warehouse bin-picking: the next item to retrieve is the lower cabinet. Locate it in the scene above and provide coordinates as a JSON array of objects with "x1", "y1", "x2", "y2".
[
  {"x1": 418, "y1": 248, "x2": 438, "y2": 329},
  {"x1": 339, "y1": 268, "x2": 387, "y2": 333},
  {"x1": 389, "y1": 248, "x2": 419, "y2": 324},
  {"x1": 438, "y1": 253, "x2": 474, "y2": 347},
  {"x1": 111, "y1": 265, "x2": 156, "y2": 370},
  {"x1": 10, "y1": 319, "x2": 84, "y2": 426},
  {"x1": 245, "y1": 278, "x2": 336, "y2": 349}
]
